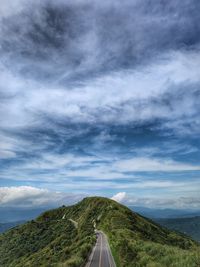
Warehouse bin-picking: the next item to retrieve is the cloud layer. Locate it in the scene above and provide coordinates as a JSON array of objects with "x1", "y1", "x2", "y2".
[
  {"x1": 0, "y1": 186, "x2": 84, "y2": 207},
  {"x1": 111, "y1": 192, "x2": 200, "y2": 210},
  {"x1": 0, "y1": 0, "x2": 200, "y2": 209},
  {"x1": 1, "y1": 0, "x2": 200, "y2": 131},
  {"x1": 1, "y1": 187, "x2": 199, "y2": 210}
]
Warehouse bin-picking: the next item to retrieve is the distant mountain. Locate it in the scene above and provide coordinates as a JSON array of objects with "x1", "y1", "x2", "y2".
[
  {"x1": 0, "y1": 197, "x2": 199, "y2": 267},
  {"x1": 129, "y1": 206, "x2": 200, "y2": 218},
  {"x1": 156, "y1": 216, "x2": 200, "y2": 242},
  {"x1": 0, "y1": 207, "x2": 47, "y2": 222},
  {"x1": 0, "y1": 221, "x2": 25, "y2": 233}
]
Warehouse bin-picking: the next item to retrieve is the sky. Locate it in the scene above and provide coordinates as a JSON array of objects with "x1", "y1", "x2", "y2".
[{"x1": 0, "y1": 0, "x2": 200, "y2": 210}]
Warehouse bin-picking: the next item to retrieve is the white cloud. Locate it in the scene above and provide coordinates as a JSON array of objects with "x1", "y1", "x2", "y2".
[
  {"x1": 111, "y1": 192, "x2": 127, "y2": 203},
  {"x1": 1, "y1": 151, "x2": 200, "y2": 186},
  {"x1": 0, "y1": 186, "x2": 199, "y2": 210},
  {"x1": 0, "y1": 133, "x2": 35, "y2": 159},
  {"x1": 124, "y1": 195, "x2": 200, "y2": 210},
  {"x1": 0, "y1": 1, "x2": 200, "y2": 209},
  {"x1": 0, "y1": 0, "x2": 26, "y2": 18},
  {"x1": 114, "y1": 157, "x2": 200, "y2": 172},
  {"x1": 111, "y1": 192, "x2": 200, "y2": 210},
  {"x1": 22, "y1": 154, "x2": 96, "y2": 170},
  {"x1": 0, "y1": 186, "x2": 84, "y2": 207},
  {"x1": 1, "y1": 50, "x2": 200, "y2": 130},
  {"x1": 112, "y1": 192, "x2": 200, "y2": 209},
  {"x1": 0, "y1": 150, "x2": 16, "y2": 159}
]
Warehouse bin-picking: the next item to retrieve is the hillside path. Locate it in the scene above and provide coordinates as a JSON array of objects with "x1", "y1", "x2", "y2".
[{"x1": 85, "y1": 231, "x2": 116, "y2": 267}]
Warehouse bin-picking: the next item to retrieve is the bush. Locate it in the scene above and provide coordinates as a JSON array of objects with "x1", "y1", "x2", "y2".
[{"x1": 63, "y1": 257, "x2": 83, "y2": 267}]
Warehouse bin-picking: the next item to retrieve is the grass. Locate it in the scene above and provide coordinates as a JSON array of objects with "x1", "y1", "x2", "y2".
[
  {"x1": 0, "y1": 203, "x2": 96, "y2": 267},
  {"x1": 0, "y1": 197, "x2": 199, "y2": 267},
  {"x1": 156, "y1": 216, "x2": 200, "y2": 242}
]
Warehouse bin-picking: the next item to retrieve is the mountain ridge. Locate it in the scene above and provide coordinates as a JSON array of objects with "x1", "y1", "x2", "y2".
[
  {"x1": 0, "y1": 197, "x2": 199, "y2": 267},
  {"x1": 156, "y1": 216, "x2": 200, "y2": 242}
]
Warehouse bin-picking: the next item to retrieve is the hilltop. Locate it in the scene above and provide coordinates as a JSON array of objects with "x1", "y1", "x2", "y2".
[{"x1": 0, "y1": 197, "x2": 199, "y2": 267}]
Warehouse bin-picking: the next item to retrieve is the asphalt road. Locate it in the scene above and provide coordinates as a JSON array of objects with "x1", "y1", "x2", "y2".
[{"x1": 85, "y1": 231, "x2": 116, "y2": 267}]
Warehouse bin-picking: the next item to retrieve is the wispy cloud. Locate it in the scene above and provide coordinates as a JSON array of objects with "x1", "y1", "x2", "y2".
[
  {"x1": 126, "y1": 195, "x2": 200, "y2": 210},
  {"x1": 114, "y1": 157, "x2": 200, "y2": 172},
  {"x1": 0, "y1": 0, "x2": 200, "y2": 209},
  {"x1": 112, "y1": 192, "x2": 200, "y2": 210}
]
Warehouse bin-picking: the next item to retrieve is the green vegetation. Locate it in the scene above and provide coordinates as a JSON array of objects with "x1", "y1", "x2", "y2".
[
  {"x1": 0, "y1": 197, "x2": 200, "y2": 267},
  {"x1": 0, "y1": 202, "x2": 96, "y2": 267},
  {"x1": 0, "y1": 221, "x2": 25, "y2": 233},
  {"x1": 88, "y1": 197, "x2": 200, "y2": 267},
  {"x1": 156, "y1": 216, "x2": 200, "y2": 242}
]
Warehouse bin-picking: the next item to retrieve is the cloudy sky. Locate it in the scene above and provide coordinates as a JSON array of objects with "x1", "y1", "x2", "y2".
[{"x1": 0, "y1": 0, "x2": 200, "y2": 210}]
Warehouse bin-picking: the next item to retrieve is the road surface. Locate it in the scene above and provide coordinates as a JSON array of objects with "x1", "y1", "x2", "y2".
[{"x1": 85, "y1": 231, "x2": 116, "y2": 267}]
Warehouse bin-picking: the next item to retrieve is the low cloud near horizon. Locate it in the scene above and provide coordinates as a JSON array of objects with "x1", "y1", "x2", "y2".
[
  {"x1": 0, "y1": 187, "x2": 199, "y2": 210},
  {"x1": 0, "y1": 186, "x2": 84, "y2": 208}
]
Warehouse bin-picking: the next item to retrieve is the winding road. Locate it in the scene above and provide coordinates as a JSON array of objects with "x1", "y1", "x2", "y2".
[{"x1": 85, "y1": 231, "x2": 116, "y2": 267}]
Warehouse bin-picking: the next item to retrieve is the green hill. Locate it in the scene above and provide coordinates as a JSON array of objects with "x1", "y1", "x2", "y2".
[
  {"x1": 156, "y1": 216, "x2": 200, "y2": 242},
  {"x1": 0, "y1": 221, "x2": 25, "y2": 233},
  {"x1": 0, "y1": 197, "x2": 199, "y2": 267}
]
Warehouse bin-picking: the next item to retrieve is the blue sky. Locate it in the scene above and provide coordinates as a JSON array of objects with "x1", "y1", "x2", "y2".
[{"x1": 0, "y1": 0, "x2": 200, "y2": 209}]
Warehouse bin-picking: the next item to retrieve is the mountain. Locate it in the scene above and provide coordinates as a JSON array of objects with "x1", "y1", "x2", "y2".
[
  {"x1": 0, "y1": 197, "x2": 199, "y2": 267},
  {"x1": 0, "y1": 207, "x2": 46, "y2": 222},
  {"x1": 156, "y1": 216, "x2": 200, "y2": 242},
  {"x1": 129, "y1": 206, "x2": 200, "y2": 219},
  {"x1": 0, "y1": 221, "x2": 25, "y2": 233}
]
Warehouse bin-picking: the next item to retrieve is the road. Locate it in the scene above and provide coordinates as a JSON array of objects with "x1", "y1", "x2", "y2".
[{"x1": 85, "y1": 231, "x2": 116, "y2": 267}]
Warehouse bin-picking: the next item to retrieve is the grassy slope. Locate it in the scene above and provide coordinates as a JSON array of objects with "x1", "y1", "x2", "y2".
[
  {"x1": 0, "y1": 202, "x2": 96, "y2": 267},
  {"x1": 87, "y1": 197, "x2": 200, "y2": 267},
  {"x1": 0, "y1": 197, "x2": 199, "y2": 267},
  {"x1": 156, "y1": 216, "x2": 200, "y2": 242},
  {"x1": 0, "y1": 221, "x2": 25, "y2": 233}
]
